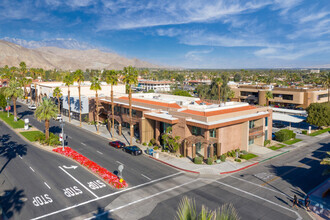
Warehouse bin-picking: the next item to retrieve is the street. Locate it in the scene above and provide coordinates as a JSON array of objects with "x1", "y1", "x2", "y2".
[{"x1": 0, "y1": 102, "x2": 328, "y2": 219}]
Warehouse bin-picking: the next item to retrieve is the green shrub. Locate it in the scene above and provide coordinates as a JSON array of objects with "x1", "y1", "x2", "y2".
[
  {"x1": 220, "y1": 154, "x2": 226, "y2": 162},
  {"x1": 150, "y1": 138, "x2": 156, "y2": 146},
  {"x1": 302, "y1": 130, "x2": 307, "y2": 135},
  {"x1": 179, "y1": 154, "x2": 184, "y2": 158},
  {"x1": 194, "y1": 157, "x2": 203, "y2": 164},
  {"x1": 142, "y1": 142, "x2": 147, "y2": 146},
  {"x1": 264, "y1": 140, "x2": 271, "y2": 146},
  {"x1": 235, "y1": 148, "x2": 240, "y2": 153},
  {"x1": 206, "y1": 157, "x2": 213, "y2": 165},
  {"x1": 148, "y1": 142, "x2": 153, "y2": 147},
  {"x1": 275, "y1": 129, "x2": 295, "y2": 142},
  {"x1": 234, "y1": 158, "x2": 241, "y2": 162},
  {"x1": 153, "y1": 146, "x2": 159, "y2": 150},
  {"x1": 240, "y1": 150, "x2": 248, "y2": 155}
]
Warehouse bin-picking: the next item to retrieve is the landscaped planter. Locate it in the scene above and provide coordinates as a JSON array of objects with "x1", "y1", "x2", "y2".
[{"x1": 53, "y1": 147, "x2": 127, "y2": 189}]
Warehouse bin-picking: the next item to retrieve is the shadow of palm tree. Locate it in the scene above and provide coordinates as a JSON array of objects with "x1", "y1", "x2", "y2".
[
  {"x1": 0, "y1": 135, "x2": 27, "y2": 174},
  {"x1": 0, "y1": 187, "x2": 26, "y2": 219},
  {"x1": 17, "y1": 110, "x2": 34, "y2": 120},
  {"x1": 92, "y1": 207, "x2": 113, "y2": 220}
]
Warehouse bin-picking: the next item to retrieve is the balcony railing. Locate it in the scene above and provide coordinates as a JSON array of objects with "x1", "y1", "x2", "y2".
[{"x1": 249, "y1": 126, "x2": 263, "y2": 134}]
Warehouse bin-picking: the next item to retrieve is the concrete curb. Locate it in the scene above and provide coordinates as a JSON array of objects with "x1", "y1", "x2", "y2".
[
  {"x1": 220, "y1": 162, "x2": 259, "y2": 174},
  {"x1": 148, "y1": 156, "x2": 200, "y2": 174}
]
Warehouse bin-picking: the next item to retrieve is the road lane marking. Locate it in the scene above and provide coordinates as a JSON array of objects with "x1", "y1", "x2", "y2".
[
  {"x1": 141, "y1": 174, "x2": 151, "y2": 180},
  {"x1": 31, "y1": 171, "x2": 183, "y2": 220},
  {"x1": 85, "y1": 179, "x2": 199, "y2": 220},
  {"x1": 19, "y1": 155, "x2": 23, "y2": 159},
  {"x1": 58, "y1": 166, "x2": 98, "y2": 198},
  {"x1": 116, "y1": 161, "x2": 123, "y2": 165},
  {"x1": 215, "y1": 180, "x2": 302, "y2": 220},
  {"x1": 81, "y1": 143, "x2": 86, "y2": 146},
  {"x1": 44, "y1": 182, "x2": 51, "y2": 189},
  {"x1": 30, "y1": 167, "x2": 35, "y2": 172},
  {"x1": 261, "y1": 159, "x2": 314, "y2": 187},
  {"x1": 96, "y1": 150, "x2": 103, "y2": 155}
]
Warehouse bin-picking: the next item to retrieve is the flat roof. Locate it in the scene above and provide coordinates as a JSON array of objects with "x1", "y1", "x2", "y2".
[
  {"x1": 271, "y1": 107, "x2": 307, "y2": 115},
  {"x1": 182, "y1": 105, "x2": 256, "y2": 117},
  {"x1": 272, "y1": 112, "x2": 305, "y2": 123}
]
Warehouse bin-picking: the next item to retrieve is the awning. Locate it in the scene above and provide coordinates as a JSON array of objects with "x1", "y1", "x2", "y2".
[{"x1": 272, "y1": 112, "x2": 306, "y2": 123}]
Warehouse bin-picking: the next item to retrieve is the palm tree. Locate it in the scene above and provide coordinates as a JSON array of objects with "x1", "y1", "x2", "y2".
[
  {"x1": 19, "y1": 62, "x2": 27, "y2": 77},
  {"x1": 122, "y1": 66, "x2": 138, "y2": 145},
  {"x1": 63, "y1": 73, "x2": 74, "y2": 122},
  {"x1": 265, "y1": 91, "x2": 273, "y2": 106},
  {"x1": 215, "y1": 77, "x2": 223, "y2": 104},
  {"x1": 103, "y1": 70, "x2": 119, "y2": 137},
  {"x1": 53, "y1": 87, "x2": 62, "y2": 115},
  {"x1": 176, "y1": 197, "x2": 240, "y2": 220},
  {"x1": 19, "y1": 77, "x2": 32, "y2": 103},
  {"x1": 3, "y1": 80, "x2": 24, "y2": 121},
  {"x1": 34, "y1": 99, "x2": 57, "y2": 140},
  {"x1": 90, "y1": 76, "x2": 102, "y2": 133},
  {"x1": 73, "y1": 69, "x2": 85, "y2": 127}
]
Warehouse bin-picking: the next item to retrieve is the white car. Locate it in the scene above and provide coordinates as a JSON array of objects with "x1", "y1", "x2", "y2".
[
  {"x1": 54, "y1": 114, "x2": 62, "y2": 121},
  {"x1": 28, "y1": 105, "x2": 36, "y2": 110}
]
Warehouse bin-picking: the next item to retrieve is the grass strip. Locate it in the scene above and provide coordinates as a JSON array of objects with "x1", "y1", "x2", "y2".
[
  {"x1": 269, "y1": 144, "x2": 286, "y2": 151},
  {"x1": 20, "y1": 131, "x2": 44, "y2": 142},
  {"x1": 309, "y1": 128, "x2": 330, "y2": 136},
  {"x1": 283, "y1": 138, "x2": 302, "y2": 145},
  {"x1": 0, "y1": 111, "x2": 25, "y2": 129},
  {"x1": 239, "y1": 153, "x2": 257, "y2": 160}
]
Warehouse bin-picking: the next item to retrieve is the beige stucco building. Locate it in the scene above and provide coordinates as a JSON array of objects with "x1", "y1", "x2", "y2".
[{"x1": 91, "y1": 93, "x2": 272, "y2": 159}]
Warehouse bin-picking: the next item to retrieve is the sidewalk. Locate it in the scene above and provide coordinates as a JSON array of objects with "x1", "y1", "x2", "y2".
[{"x1": 58, "y1": 114, "x2": 330, "y2": 175}]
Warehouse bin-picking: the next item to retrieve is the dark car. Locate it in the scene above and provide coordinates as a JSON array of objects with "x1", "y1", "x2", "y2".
[
  {"x1": 122, "y1": 146, "x2": 142, "y2": 156},
  {"x1": 109, "y1": 141, "x2": 126, "y2": 148}
]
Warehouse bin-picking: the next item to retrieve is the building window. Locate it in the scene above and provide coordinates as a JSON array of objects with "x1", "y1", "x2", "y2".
[
  {"x1": 192, "y1": 126, "x2": 203, "y2": 136},
  {"x1": 240, "y1": 91, "x2": 258, "y2": 97},
  {"x1": 210, "y1": 129, "x2": 216, "y2": 138},
  {"x1": 265, "y1": 130, "x2": 268, "y2": 141},
  {"x1": 318, "y1": 94, "x2": 328, "y2": 100},
  {"x1": 249, "y1": 120, "x2": 255, "y2": 129},
  {"x1": 249, "y1": 138, "x2": 254, "y2": 145},
  {"x1": 265, "y1": 117, "x2": 268, "y2": 127},
  {"x1": 282, "y1": 94, "x2": 293, "y2": 100}
]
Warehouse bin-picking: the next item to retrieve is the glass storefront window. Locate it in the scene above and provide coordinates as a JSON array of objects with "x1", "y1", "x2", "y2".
[
  {"x1": 192, "y1": 126, "x2": 203, "y2": 136},
  {"x1": 210, "y1": 129, "x2": 216, "y2": 138},
  {"x1": 196, "y1": 142, "x2": 202, "y2": 154},
  {"x1": 265, "y1": 117, "x2": 268, "y2": 126},
  {"x1": 249, "y1": 120, "x2": 255, "y2": 129}
]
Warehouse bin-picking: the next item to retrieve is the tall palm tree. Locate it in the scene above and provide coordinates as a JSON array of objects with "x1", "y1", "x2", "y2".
[
  {"x1": 90, "y1": 76, "x2": 102, "y2": 133},
  {"x1": 122, "y1": 66, "x2": 138, "y2": 145},
  {"x1": 3, "y1": 80, "x2": 24, "y2": 121},
  {"x1": 19, "y1": 77, "x2": 32, "y2": 103},
  {"x1": 53, "y1": 87, "x2": 62, "y2": 115},
  {"x1": 63, "y1": 73, "x2": 74, "y2": 122},
  {"x1": 73, "y1": 69, "x2": 85, "y2": 127},
  {"x1": 215, "y1": 77, "x2": 223, "y2": 104},
  {"x1": 265, "y1": 91, "x2": 273, "y2": 106},
  {"x1": 19, "y1": 62, "x2": 27, "y2": 77},
  {"x1": 103, "y1": 70, "x2": 119, "y2": 136},
  {"x1": 34, "y1": 99, "x2": 57, "y2": 140}
]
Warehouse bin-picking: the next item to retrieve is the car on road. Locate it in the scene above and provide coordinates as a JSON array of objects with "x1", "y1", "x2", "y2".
[
  {"x1": 109, "y1": 141, "x2": 126, "y2": 148},
  {"x1": 122, "y1": 146, "x2": 142, "y2": 155},
  {"x1": 54, "y1": 114, "x2": 62, "y2": 121},
  {"x1": 28, "y1": 104, "x2": 36, "y2": 110}
]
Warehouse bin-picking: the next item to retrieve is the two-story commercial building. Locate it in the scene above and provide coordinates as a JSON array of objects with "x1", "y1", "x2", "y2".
[{"x1": 91, "y1": 93, "x2": 272, "y2": 159}]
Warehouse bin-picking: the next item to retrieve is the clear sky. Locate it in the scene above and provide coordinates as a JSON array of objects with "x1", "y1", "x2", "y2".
[{"x1": 0, "y1": 0, "x2": 329, "y2": 69}]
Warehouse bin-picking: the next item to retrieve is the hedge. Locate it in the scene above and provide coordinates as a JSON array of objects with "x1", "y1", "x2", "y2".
[
  {"x1": 194, "y1": 157, "x2": 203, "y2": 164},
  {"x1": 275, "y1": 129, "x2": 295, "y2": 142},
  {"x1": 206, "y1": 157, "x2": 213, "y2": 165}
]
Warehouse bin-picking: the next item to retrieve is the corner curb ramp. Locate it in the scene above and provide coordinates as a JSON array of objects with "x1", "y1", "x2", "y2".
[{"x1": 148, "y1": 156, "x2": 200, "y2": 174}]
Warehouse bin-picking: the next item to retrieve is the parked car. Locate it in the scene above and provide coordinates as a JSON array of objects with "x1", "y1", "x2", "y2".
[
  {"x1": 28, "y1": 104, "x2": 36, "y2": 110},
  {"x1": 109, "y1": 141, "x2": 126, "y2": 148},
  {"x1": 122, "y1": 146, "x2": 142, "y2": 155},
  {"x1": 54, "y1": 114, "x2": 62, "y2": 121},
  {"x1": 273, "y1": 123, "x2": 285, "y2": 128}
]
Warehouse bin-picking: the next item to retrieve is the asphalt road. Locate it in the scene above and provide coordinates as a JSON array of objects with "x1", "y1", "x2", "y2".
[{"x1": 14, "y1": 102, "x2": 178, "y2": 187}]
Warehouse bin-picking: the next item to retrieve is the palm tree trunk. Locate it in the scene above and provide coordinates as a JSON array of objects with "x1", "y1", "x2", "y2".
[
  {"x1": 218, "y1": 83, "x2": 221, "y2": 104},
  {"x1": 129, "y1": 86, "x2": 133, "y2": 145},
  {"x1": 24, "y1": 86, "x2": 27, "y2": 103},
  {"x1": 78, "y1": 84, "x2": 82, "y2": 127},
  {"x1": 96, "y1": 91, "x2": 99, "y2": 133},
  {"x1": 328, "y1": 85, "x2": 329, "y2": 103},
  {"x1": 13, "y1": 97, "x2": 17, "y2": 121},
  {"x1": 68, "y1": 87, "x2": 71, "y2": 122},
  {"x1": 57, "y1": 97, "x2": 60, "y2": 114},
  {"x1": 111, "y1": 85, "x2": 114, "y2": 136},
  {"x1": 45, "y1": 119, "x2": 49, "y2": 140}
]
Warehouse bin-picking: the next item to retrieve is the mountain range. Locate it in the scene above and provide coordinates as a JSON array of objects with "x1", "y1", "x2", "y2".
[{"x1": 0, "y1": 39, "x2": 162, "y2": 70}]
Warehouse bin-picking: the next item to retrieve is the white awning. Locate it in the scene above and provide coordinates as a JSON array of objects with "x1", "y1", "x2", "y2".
[
  {"x1": 272, "y1": 112, "x2": 305, "y2": 123},
  {"x1": 271, "y1": 107, "x2": 306, "y2": 115}
]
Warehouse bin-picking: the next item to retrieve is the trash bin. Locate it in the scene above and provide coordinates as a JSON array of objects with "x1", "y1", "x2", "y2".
[
  {"x1": 154, "y1": 152, "x2": 159, "y2": 159},
  {"x1": 24, "y1": 118, "x2": 29, "y2": 130}
]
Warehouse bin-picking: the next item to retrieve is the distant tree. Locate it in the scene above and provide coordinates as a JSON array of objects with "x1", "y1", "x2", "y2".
[
  {"x1": 215, "y1": 77, "x2": 223, "y2": 104},
  {"x1": 34, "y1": 99, "x2": 57, "y2": 140},
  {"x1": 234, "y1": 73, "x2": 241, "y2": 82},
  {"x1": 320, "y1": 72, "x2": 330, "y2": 103},
  {"x1": 0, "y1": 93, "x2": 7, "y2": 110},
  {"x1": 73, "y1": 69, "x2": 85, "y2": 127},
  {"x1": 90, "y1": 76, "x2": 102, "y2": 133},
  {"x1": 172, "y1": 89, "x2": 192, "y2": 97},
  {"x1": 19, "y1": 62, "x2": 27, "y2": 77},
  {"x1": 306, "y1": 103, "x2": 330, "y2": 127},
  {"x1": 63, "y1": 73, "x2": 74, "y2": 122},
  {"x1": 161, "y1": 127, "x2": 180, "y2": 153},
  {"x1": 265, "y1": 91, "x2": 273, "y2": 106}
]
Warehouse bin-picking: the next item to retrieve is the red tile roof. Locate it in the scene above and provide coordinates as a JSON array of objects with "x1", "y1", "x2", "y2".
[
  {"x1": 118, "y1": 97, "x2": 181, "y2": 109},
  {"x1": 195, "y1": 100, "x2": 212, "y2": 105},
  {"x1": 181, "y1": 105, "x2": 257, "y2": 117}
]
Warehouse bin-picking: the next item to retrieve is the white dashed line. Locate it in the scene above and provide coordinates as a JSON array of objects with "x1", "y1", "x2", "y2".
[
  {"x1": 29, "y1": 167, "x2": 35, "y2": 172},
  {"x1": 141, "y1": 174, "x2": 151, "y2": 180},
  {"x1": 116, "y1": 161, "x2": 123, "y2": 165},
  {"x1": 81, "y1": 143, "x2": 86, "y2": 146},
  {"x1": 44, "y1": 182, "x2": 51, "y2": 189},
  {"x1": 96, "y1": 150, "x2": 103, "y2": 155}
]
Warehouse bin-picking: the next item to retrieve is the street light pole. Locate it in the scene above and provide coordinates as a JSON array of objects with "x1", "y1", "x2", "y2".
[{"x1": 60, "y1": 119, "x2": 65, "y2": 151}]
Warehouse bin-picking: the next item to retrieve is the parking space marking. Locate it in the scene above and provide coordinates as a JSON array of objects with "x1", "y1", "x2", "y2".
[
  {"x1": 141, "y1": 174, "x2": 151, "y2": 180},
  {"x1": 19, "y1": 155, "x2": 23, "y2": 159},
  {"x1": 215, "y1": 180, "x2": 302, "y2": 220},
  {"x1": 58, "y1": 166, "x2": 98, "y2": 198},
  {"x1": 96, "y1": 150, "x2": 103, "y2": 155},
  {"x1": 31, "y1": 172, "x2": 183, "y2": 220},
  {"x1": 81, "y1": 143, "x2": 86, "y2": 146},
  {"x1": 116, "y1": 161, "x2": 123, "y2": 165},
  {"x1": 44, "y1": 182, "x2": 51, "y2": 189},
  {"x1": 30, "y1": 166, "x2": 35, "y2": 172}
]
